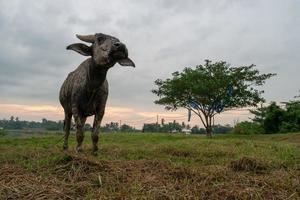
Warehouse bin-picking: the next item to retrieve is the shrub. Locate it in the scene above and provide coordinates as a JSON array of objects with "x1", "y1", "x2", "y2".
[
  {"x1": 0, "y1": 128, "x2": 6, "y2": 136},
  {"x1": 233, "y1": 121, "x2": 264, "y2": 135},
  {"x1": 279, "y1": 122, "x2": 299, "y2": 133}
]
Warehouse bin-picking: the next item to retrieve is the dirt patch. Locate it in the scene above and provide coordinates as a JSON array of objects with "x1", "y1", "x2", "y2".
[{"x1": 229, "y1": 157, "x2": 268, "y2": 172}]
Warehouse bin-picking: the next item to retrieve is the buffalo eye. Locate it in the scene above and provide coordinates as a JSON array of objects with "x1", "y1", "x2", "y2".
[{"x1": 97, "y1": 36, "x2": 105, "y2": 43}]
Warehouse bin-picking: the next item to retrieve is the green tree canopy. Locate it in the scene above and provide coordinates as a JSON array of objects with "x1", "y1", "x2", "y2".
[
  {"x1": 152, "y1": 60, "x2": 275, "y2": 137},
  {"x1": 250, "y1": 100, "x2": 300, "y2": 134}
]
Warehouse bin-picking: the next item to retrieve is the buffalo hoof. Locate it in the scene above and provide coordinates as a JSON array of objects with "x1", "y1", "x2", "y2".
[
  {"x1": 63, "y1": 144, "x2": 68, "y2": 151},
  {"x1": 76, "y1": 147, "x2": 84, "y2": 153},
  {"x1": 92, "y1": 146, "x2": 98, "y2": 156}
]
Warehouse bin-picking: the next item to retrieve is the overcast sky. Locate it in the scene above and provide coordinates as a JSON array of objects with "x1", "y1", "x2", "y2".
[{"x1": 0, "y1": 0, "x2": 299, "y2": 128}]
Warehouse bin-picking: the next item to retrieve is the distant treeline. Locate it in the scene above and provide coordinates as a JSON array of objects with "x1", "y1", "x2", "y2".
[
  {"x1": 0, "y1": 116, "x2": 233, "y2": 134},
  {"x1": 142, "y1": 120, "x2": 232, "y2": 134},
  {"x1": 0, "y1": 117, "x2": 137, "y2": 132},
  {"x1": 0, "y1": 117, "x2": 64, "y2": 131}
]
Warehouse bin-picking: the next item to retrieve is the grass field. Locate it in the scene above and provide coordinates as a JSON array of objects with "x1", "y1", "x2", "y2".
[{"x1": 0, "y1": 132, "x2": 299, "y2": 199}]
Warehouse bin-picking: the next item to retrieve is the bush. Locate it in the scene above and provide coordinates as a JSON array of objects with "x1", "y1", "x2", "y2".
[
  {"x1": 233, "y1": 121, "x2": 265, "y2": 135},
  {"x1": 190, "y1": 126, "x2": 206, "y2": 134},
  {"x1": 0, "y1": 128, "x2": 6, "y2": 136},
  {"x1": 279, "y1": 122, "x2": 299, "y2": 133}
]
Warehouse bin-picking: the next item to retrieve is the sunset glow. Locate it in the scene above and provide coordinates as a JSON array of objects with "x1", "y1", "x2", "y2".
[{"x1": 0, "y1": 103, "x2": 252, "y2": 129}]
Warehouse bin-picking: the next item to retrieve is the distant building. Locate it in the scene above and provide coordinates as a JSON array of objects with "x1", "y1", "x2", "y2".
[{"x1": 182, "y1": 128, "x2": 191, "y2": 134}]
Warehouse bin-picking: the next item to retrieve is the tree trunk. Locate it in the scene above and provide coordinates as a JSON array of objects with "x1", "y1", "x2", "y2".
[
  {"x1": 205, "y1": 126, "x2": 212, "y2": 138},
  {"x1": 204, "y1": 115, "x2": 213, "y2": 138},
  {"x1": 196, "y1": 111, "x2": 213, "y2": 137}
]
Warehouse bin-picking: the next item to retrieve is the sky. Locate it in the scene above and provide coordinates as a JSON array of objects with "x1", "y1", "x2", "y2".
[{"x1": 0, "y1": 0, "x2": 299, "y2": 128}]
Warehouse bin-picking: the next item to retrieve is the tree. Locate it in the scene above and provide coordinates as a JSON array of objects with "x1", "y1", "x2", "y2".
[
  {"x1": 152, "y1": 60, "x2": 275, "y2": 137},
  {"x1": 84, "y1": 123, "x2": 92, "y2": 131},
  {"x1": 281, "y1": 101, "x2": 300, "y2": 132},
  {"x1": 142, "y1": 123, "x2": 160, "y2": 132},
  {"x1": 101, "y1": 122, "x2": 119, "y2": 132},
  {"x1": 280, "y1": 93, "x2": 300, "y2": 132},
  {"x1": 120, "y1": 124, "x2": 135, "y2": 132},
  {"x1": 249, "y1": 103, "x2": 266, "y2": 124},
  {"x1": 213, "y1": 124, "x2": 233, "y2": 134},
  {"x1": 247, "y1": 100, "x2": 300, "y2": 134},
  {"x1": 190, "y1": 125, "x2": 206, "y2": 134},
  {"x1": 261, "y1": 102, "x2": 285, "y2": 133},
  {"x1": 142, "y1": 121, "x2": 184, "y2": 133},
  {"x1": 233, "y1": 121, "x2": 264, "y2": 135}
]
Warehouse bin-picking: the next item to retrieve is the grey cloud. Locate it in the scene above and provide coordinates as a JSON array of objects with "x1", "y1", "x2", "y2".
[{"x1": 0, "y1": 0, "x2": 299, "y2": 113}]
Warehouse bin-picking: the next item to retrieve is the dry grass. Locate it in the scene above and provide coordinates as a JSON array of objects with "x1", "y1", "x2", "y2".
[
  {"x1": 0, "y1": 133, "x2": 300, "y2": 199},
  {"x1": 271, "y1": 134, "x2": 300, "y2": 145},
  {"x1": 0, "y1": 164, "x2": 74, "y2": 199},
  {"x1": 229, "y1": 157, "x2": 268, "y2": 172}
]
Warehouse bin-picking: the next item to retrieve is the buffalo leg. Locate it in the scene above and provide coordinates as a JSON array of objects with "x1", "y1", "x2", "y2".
[
  {"x1": 74, "y1": 115, "x2": 87, "y2": 152},
  {"x1": 91, "y1": 110, "x2": 105, "y2": 153},
  {"x1": 63, "y1": 111, "x2": 72, "y2": 150}
]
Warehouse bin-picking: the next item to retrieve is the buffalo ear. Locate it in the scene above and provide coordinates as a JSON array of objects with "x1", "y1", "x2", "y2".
[
  {"x1": 118, "y1": 57, "x2": 135, "y2": 67},
  {"x1": 66, "y1": 43, "x2": 92, "y2": 56}
]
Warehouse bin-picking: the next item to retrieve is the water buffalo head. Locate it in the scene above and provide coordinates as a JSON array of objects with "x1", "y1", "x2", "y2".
[{"x1": 67, "y1": 33, "x2": 135, "y2": 68}]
